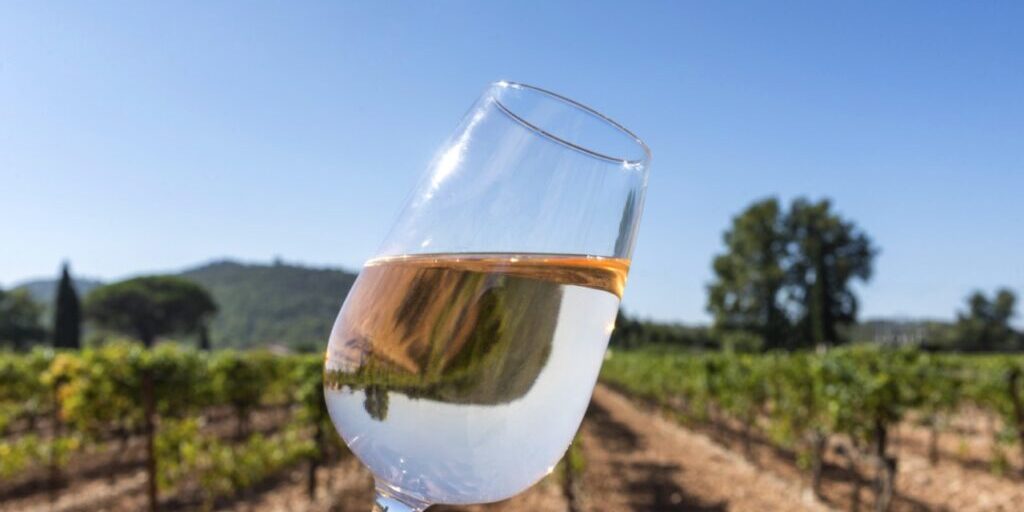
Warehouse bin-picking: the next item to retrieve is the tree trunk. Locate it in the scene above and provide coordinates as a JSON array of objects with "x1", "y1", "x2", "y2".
[
  {"x1": 873, "y1": 420, "x2": 895, "y2": 512},
  {"x1": 810, "y1": 432, "x2": 827, "y2": 497},
  {"x1": 873, "y1": 456, "x2": 896, "y2": 512},
  {"x1": 307, "y1": 419, "x2": 323, "y2": 500},
  {"x1": 742, "y1": 417, "x2": 753, "y2": 462},
  {"x1": 563, "y1": 459, "x2": 583, "y2": 512},
  {"x1": 109, "y1": 425, "x2": 130, "y2": 484},
  {"x1": 198, "y1": 324, "x2": 211, "y2": 351},
  {"x1": 142, "y1": 370, "x2": 159, "y2": 512},
  {"x1": 928, "y1": 421, "x2": 940, "y2": 465},
  {"x1": 839, "y1": 445, "x2": 861, "y2": 512},
  {"x1": 235, "y1": 407, "x2": 248, "y2": 439},
  {"x1": 325, "y1": 440, "x2": 335, "y2": 490},
  {"x1": 49, "y1": 384, "x2": 63, "y2": 503}
]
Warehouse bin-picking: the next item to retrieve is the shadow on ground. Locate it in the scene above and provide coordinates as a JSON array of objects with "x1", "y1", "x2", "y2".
[{"x1": 584, "y1": 401, "x2": 726, "y2": 512}]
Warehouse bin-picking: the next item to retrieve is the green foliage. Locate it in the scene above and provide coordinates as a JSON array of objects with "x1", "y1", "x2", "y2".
[
  {"x1": 145, "y1": 343, "x2": 211, "y2": 417},
  {"x1": 564, "y1": 434, "x2": 586, "y2": 475},
  {"x1": 156, "y1": 418, "x2": 315, "y2": 507},
  {"x1": 0, "y1": 348, "x2": 54, "y2": 432},
  {"x1": 0, "y1": 434, "x2": 81, "y2": 479},
  {"x1": 601, "y1": 346, "x2": 1024, "y2": 492},
  {"x1": 0, "y1": 346, "x2": 328, "y2": 505},
  {"x1": 53, "y1": 263, "x2": 82, "y2": 350},
  {"x1": 207, "y1": 349, "x2": 288, "y2": 435},
  {"x1": 952, "y1": 289, "x2": 1020, "y2": 351},
  {"x1": 707, "y1": 197, "x2": 876, "y2": 350},
  {"x1": 208, "y1": 350, "x2": 263, "y2": 412},
  {"x1": 0, "y1": 288, "x2": 46, "y2": 349},
  {"x1": 45, "y1": 344, "x2": 143, "y2": 434},
  {"x1": 719, "y1": 331, "x2": 764, "y2": 353},
  {"x1": 0, "y1": 434, "x2": 42, "y2": 478},
  {"x1": 609, "y1": 309, "x2": 713, "y2": 349},
  {"x1": 292, "y1": 354, "x2": 331, "y2": 428},
  {"x1": 84, "y1": 276, "x2": 217, "y2": 347},
  {"x1": 181, "y1": 261, "x2": 356, "y2": 349},
  {"x1": 786, "y1": 198, "x2": 875, "y2": 346},
  {"x1": 708, "y1": 198, "x2": 790, "y2": 348},
  {"x1": 815, "y1": 345, "x2": 924, "y2": 445},
  {"x1": 963, "y1": 357, "x2": 1024, "y2": 441},
  {"x1": 762, "y1": 352, "x2": 828, "y2": 452}
]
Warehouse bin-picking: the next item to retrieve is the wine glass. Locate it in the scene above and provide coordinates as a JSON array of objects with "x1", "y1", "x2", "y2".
[{"x1": 324, "y1": 81, "x2": 650, "y2": 511}]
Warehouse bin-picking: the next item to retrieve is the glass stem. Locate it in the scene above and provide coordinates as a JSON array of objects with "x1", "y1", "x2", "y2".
[{"x1": 372, "y1": 485, "x2": 429, "y2": 512}]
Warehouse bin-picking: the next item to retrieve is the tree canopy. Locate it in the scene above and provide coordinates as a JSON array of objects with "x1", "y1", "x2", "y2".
[
  {"x1": 84, "y1": 276, "x2": 218, "y2": 347},
  {"x1": 0, "y1": 288, "x2": 46, "y2": 349},
  {"x1": 786, "y1": 198, "x2": 875, "y2": 346},
  {"x1": 707, "y1": 197, "x2": 876, "y2": 350},
  {"x1": 951, "y1": 288, "x2": 1019, "y2": 351},
  {"x1": 609, "y1": 309, "x2": 713, "y2": 350},
  {"x1": 707, "y1": 198, "x2": 790, "y2": 350}
]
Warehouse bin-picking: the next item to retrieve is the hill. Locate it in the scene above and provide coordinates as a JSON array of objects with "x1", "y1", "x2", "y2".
[
  {"x1": 16, "y1": 277, "x2": 103, "y2": 304},
  {"x1": 180, "y1": 260, "x2": 357, "y2": 349},
  {"x1": 16, "y1": 260, "x2": 358, "y2": 350}
]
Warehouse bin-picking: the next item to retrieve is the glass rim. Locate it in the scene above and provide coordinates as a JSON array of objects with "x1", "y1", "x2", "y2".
[{"x1": 491, "y1": 80, "x2": 652, "y2": 167}]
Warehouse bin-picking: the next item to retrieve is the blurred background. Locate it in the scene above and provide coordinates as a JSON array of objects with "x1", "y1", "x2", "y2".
[{"x1": 1, "y1": 2, "x2": 1022, "y2": 511}]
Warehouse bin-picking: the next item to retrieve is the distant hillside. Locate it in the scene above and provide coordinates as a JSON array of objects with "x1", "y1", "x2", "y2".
[
  {"x1": 16, "y1": 278, "x2": 103, "y2": 305},
  {"x1": 180, "y1": 260, "x2": 357, "y2": 349},
  {"x1": 16, "y1": 260, "x2": 358, "y2": 350}
]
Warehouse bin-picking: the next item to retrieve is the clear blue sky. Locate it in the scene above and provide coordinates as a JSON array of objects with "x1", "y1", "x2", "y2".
[{"x1": 2, "y1": 2, "x2": 1022, "y2": 324}]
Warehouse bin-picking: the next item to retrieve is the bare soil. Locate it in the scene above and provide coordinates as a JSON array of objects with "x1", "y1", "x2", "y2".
[
  {"x1": 886, "y1": 418, "x2": 1024, "y2": 511},
  {"x1": 597, "y1": 385, "x2": 1024, "y2": 512},
  {"x1": 579, "y1": 386, "x2": 828, "y2": 512}
]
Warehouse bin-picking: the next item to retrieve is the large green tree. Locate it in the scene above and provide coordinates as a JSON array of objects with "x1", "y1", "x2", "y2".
[
  {"x1": 952, "y1": 288, "x2": 1018, "y2": 351},
  {"x1": 786, "y1": 198, "x2": 876, "y2": 346},
  {"x1": 53, "y1": 263, "x2": 82, "y2": 349},
  {"x1": 0, "y1": 288, "x2": 46, "y2": 349},
  {"x1": 708, "y1": 197, "x2": 876, "y2": 349},
  {"x1": 84, "y1": 276, "x2": 218, "y2": 347},
  {"x1": 707, "y1": 198, "x2": 791, "y2": 350}
]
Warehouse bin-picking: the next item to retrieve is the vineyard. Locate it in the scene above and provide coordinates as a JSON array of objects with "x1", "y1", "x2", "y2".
[
  {"x1": 4, "y1": 343, "x2": 1024, "y2": 511},
  {"x1": 600, "y1": 345, "x2": 1024, "y2": 511},
  {"x1": 0, "y1": 343, "x2": 337, "y2": 511}
]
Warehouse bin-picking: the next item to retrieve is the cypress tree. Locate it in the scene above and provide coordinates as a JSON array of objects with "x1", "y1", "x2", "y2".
[{"x1": 53, "y1": 262, "x2": 81, "y2": 349}]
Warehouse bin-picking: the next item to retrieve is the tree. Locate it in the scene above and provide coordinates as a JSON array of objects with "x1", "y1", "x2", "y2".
[
  {"x1": 0, "y1": 288, "x2": 46, "y2": 349},
  {"x1": 707, "y1": 198, "x2": 791, "y2": 349},
  {"x1": 952, "y1": 288, "x2": 1018, "y2": 351},
  {"x1": 786, "y1": 198, "x2": 876, "y2": 347},
  {"x1": 609, "y1": 309, "x2": 642, "y2": 349},
  {"x1": 84, "y1": 276, "x2": 218, "y2": 347},
  {"x1": 708, "y1": 197, "x2": 876, "y2": 350},
  {"x1": 83, "y1": 277, "x2": 216, "y2": 512},
  {"x1": 53, "y1": 263, "x2": 82, "y2": 349}
]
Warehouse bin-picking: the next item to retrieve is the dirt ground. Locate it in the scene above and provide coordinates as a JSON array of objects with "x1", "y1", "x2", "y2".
[
  {"x1": 593, "y1": 386, "x2": 1024, "y2": 512},
  {"x1": 578, "y1": 386, "x2": 827, "y2": 512}
]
